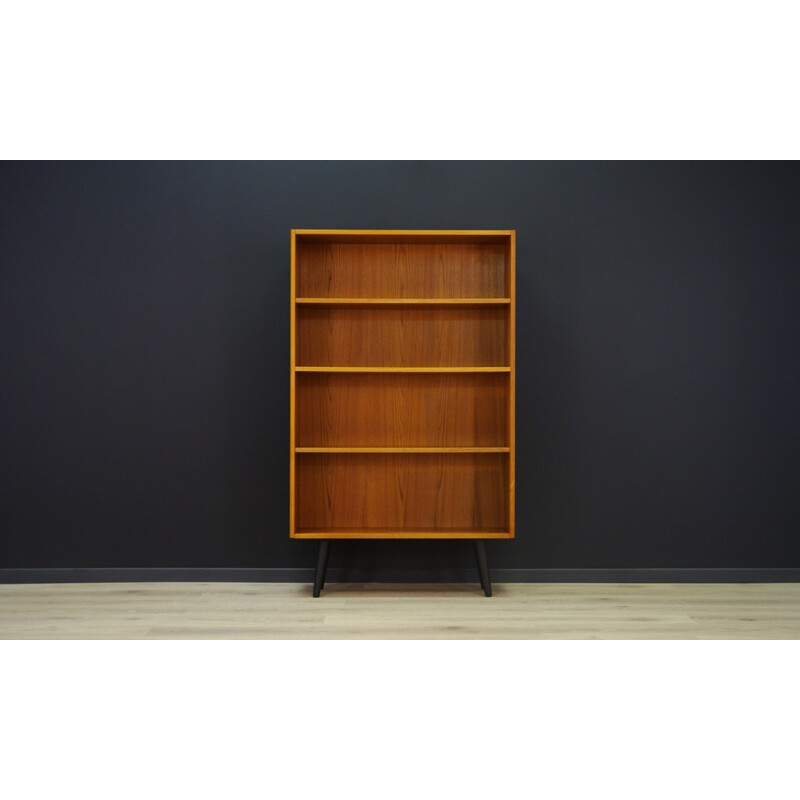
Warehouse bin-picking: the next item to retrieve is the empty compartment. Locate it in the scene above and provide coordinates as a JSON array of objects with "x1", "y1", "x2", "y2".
[
  {"x1": 296, "y1": 241, "x2": 508, "y2": 299},
  {"x1": 296, "y1": 306, "x2": 508, "y2": 367},
  {"x1": 296, "y1": 372, "x2": 508, "y2": 447},
  {"x1": 295, "y1": 453, "x2": 509, "y2": 533}
]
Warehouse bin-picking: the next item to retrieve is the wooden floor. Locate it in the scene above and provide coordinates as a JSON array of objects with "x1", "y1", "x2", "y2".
[{"x1": 2, "y1": 582, "x2": 800, "y2": 638}]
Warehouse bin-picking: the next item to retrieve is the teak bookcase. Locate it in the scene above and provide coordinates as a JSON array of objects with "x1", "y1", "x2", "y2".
[{"x1": 290, "y1": 230, "x2": 515, "y2": 595}]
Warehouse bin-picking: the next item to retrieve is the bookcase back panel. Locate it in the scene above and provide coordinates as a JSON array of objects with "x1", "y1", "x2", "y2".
[
  {"x1": 296, "y1": 242, "x2": 508, "y2": 299},
  {"x1": 295, "y1": 453, "x2": 509, "y2": 531},
  {"x1": 296, "y1": 373, "x2": 508, "y2": 447},
  {"x1": 297, "y1": 307, "x2": 507, "y2": 367}
]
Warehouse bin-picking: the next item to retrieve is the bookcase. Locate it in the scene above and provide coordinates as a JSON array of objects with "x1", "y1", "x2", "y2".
[{"x1": 290, "y1": 230, "x2": 515, "y2": 593}]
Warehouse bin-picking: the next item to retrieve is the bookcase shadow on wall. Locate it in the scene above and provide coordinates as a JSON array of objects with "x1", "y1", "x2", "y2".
[{"x1": 290, "y1": 230, "x2": 515, "y2": 596}]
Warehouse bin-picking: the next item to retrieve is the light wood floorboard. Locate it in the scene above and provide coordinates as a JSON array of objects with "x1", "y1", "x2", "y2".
[{"x1": 2, "y1": 582, "x2": 800, "y2": 639}]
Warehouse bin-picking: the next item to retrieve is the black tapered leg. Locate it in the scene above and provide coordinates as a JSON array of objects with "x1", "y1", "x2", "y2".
[
  {"x1": 475, "y1": 545, "x2": 486, "y2": 592},
  {"x1": 473, "y1": 541, "x2": 492, "y2": 597},
  {"x1": 313, "y1": 540, "x2": 331, "y2": 598}
]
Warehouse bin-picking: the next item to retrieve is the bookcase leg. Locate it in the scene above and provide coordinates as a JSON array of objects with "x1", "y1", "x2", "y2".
[
  {"x1": 473, "y1": 541, "x2": 492, "y2": 597},
  {"x1": 474, "y1": 544, "x2": 486, "y2": 592},
  {"x1": 313, "y1": 540, "x2": 331, "y2": 598}
]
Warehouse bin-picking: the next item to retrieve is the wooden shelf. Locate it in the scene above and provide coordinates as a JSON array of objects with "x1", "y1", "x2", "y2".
[
  {"x1": 294, "y1": 528, "x2": 513, "y2": 540},
  {"x1": 296, "y1": 297, "x2": 510, "y2": 306},
  {"x1": 295, "y1": 366, "x2": 510, "y2": 373},
  {"x1": 290, "y1": 229, "x2": 515, "y2": 540},
  {"x1": 295, "y1": 447, "x2": 510, "y2": 453}
]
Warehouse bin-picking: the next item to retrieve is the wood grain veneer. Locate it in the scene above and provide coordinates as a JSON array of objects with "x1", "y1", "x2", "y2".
[
  {"x1": 295, "y1": 453, "x2": 509, "y2": 534},
  {"x1": 297, "y1": 241, "x2": 508, "y2": 298},
  {"x1": 297, "y1": 306, "x2": 507, "y2": 367},
  {"x1": 296, "y1": 372, "x2": 508, "y2": 447}
]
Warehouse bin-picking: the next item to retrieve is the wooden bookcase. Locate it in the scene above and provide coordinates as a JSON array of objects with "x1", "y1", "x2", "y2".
[{"x1": 290, "y1": 230, "x2": 515, "y2": 545}]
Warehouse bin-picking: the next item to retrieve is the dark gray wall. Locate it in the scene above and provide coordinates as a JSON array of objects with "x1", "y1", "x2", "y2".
[{"x1": 1, "y1": 161, "x2": 799, "y2": 576}]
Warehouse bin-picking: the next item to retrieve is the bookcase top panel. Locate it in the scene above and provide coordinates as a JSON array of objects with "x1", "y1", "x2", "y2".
[{"x1": 293, "y1": 229, "x2": 514, "y2": 244}]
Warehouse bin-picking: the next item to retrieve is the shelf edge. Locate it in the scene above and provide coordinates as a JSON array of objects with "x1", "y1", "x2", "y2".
[
  {"x1": 294, "y1": 447, "x2": 510, "y2": 453},
  {"x1": 294, "y1": 366, "x2": 511, "y2": 373}
]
